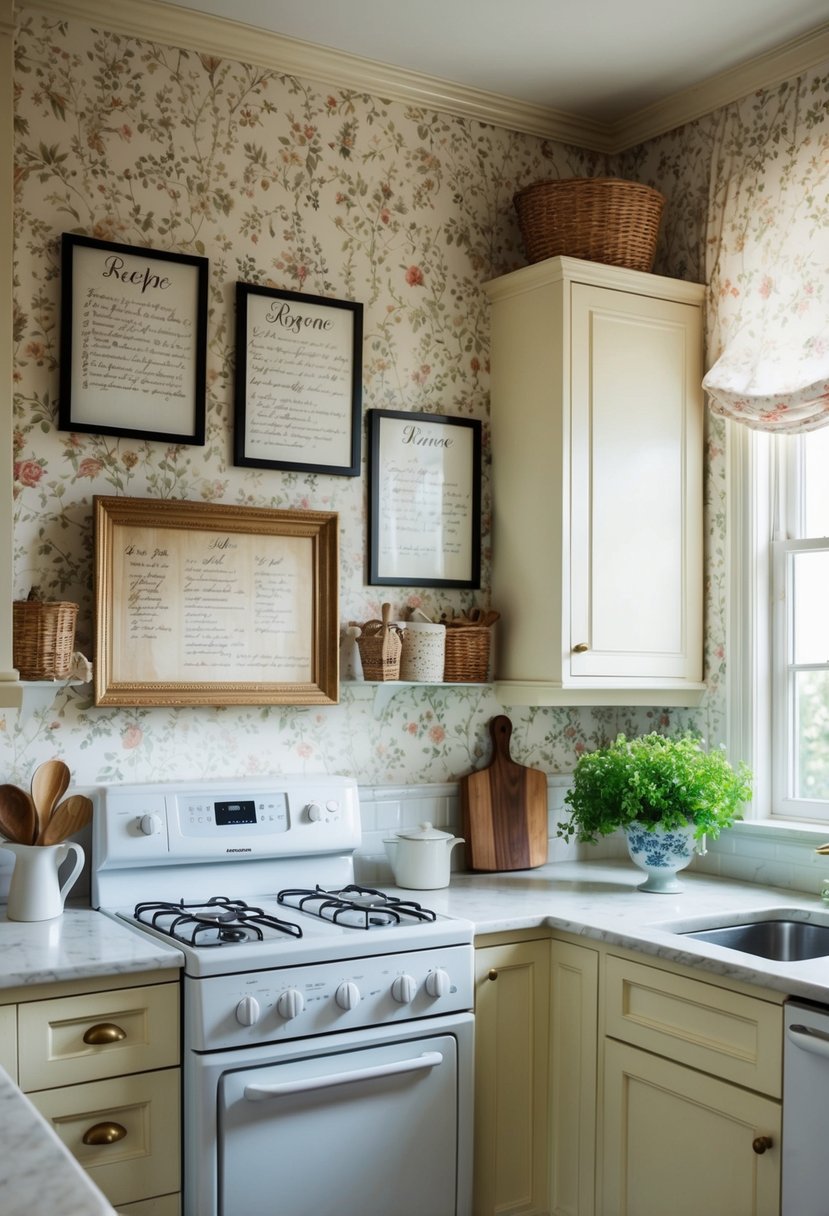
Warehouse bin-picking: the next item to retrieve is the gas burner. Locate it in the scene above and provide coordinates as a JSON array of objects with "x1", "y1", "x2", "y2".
[
  {"x1": 133, "y1": 896, "x2": 303, "y2": 947},
  {"x1": 277, "y1": 884, "x2": 438, "y2": 930}
]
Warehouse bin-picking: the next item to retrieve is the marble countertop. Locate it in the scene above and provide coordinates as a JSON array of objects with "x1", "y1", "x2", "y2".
[
  {"x1": 0, "y1": 1066, "x2": 116, "y2": 1216},
  {"x1": 0, "y1": 905, "x2": 183, "y2": 991},
  {"x1": 417, "y1": 859, "x2": 829, "y2": 1003}
]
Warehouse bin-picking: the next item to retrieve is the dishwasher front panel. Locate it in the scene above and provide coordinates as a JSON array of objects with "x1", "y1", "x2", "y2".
[{"x1": 783, "y1": 999, "x2": 829, "y2": 1216}]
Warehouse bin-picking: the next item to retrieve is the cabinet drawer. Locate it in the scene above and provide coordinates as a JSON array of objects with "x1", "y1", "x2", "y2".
[
  {"x1": 18, "y1": 982, "x2": 179, "y2": 1090},
  {"x1": 27, "y1": 1067, "x2": 180, "y2": 1208},
  {"x1": 0, "y1": 1004, "x2": 17, "y2": 1080},
  {"x1": 605, "y1": 955, "x2": 782, "y2": 1097}
]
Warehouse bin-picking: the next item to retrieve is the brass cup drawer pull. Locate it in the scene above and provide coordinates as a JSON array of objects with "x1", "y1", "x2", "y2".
[
  {"x1": 82, "y1": 1121, "x2": 127, "y2": 1146},
  {"x1": 82, "y1": 1022, "x2": 127, "y2": 1046},
  {"x1": 752, "y1": 1135, "x2": 773, "y2": 1155},
  {"x1": 572, "y1": 642, "x2": 589, "y2": 653}
]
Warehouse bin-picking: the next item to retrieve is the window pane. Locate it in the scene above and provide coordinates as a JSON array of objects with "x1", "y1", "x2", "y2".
[
  {"x1": 795, "y1": 670, "x2": 829, "y2": 801},
  {"x1": 803, "y1": 428, "x2": 829, "y2": 538},
  {"x1": 793, "y1": 549, "x2": 829, "y2": 664}
]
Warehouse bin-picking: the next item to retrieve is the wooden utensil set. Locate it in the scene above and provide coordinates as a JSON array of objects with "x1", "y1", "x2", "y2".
[{"x1": 0, "y1": 760, "x2": 91, "y2": 846}]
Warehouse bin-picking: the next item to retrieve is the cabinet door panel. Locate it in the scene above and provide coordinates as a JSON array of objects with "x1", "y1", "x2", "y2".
[
  {"x1": 550, "y1": 939, "x2": 598, "y2": 1216},
  {"x1": 570, "y1": 284, "x2": 702, "y2": 680},
  {"x1": 474, "y1": 940, "x2": 551, "y2": 1216},
  {"x1": 601, "y1": 1039, "x2": 780, "y2": 1216}
]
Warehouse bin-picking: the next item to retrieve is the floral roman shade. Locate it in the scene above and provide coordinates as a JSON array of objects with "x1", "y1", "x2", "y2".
[
  {"x1": 702, "y1": 322, "x2": 829, "y2": 434},
  {"x1": 703, "y1": 79, "x2": 829, "y2": 434}
]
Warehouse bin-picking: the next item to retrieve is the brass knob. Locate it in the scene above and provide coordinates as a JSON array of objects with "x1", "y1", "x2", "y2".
[
  {"x1": 83, "y1": 1022, "x2": 127, "y2": 1046},
  {"x1": 572, "y1": 642, "x2": 589, "y2": 653},
  {"x1": 82, "y1": 1121, "x2": 127, "y2": 1146},
  {"x1": 752, "y1": 1135, "x2": 773, "y2": 1155},
  {"x1": 487, "y1": 968, "x2": 498, "y2": 981}
]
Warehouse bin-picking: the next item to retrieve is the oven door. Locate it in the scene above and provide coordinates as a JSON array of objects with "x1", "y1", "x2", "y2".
[{"x1": 217, "y1": 1023, "x2": 470, "y2": 1216}]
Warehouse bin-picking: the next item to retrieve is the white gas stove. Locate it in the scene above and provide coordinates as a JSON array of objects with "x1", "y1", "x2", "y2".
[{"x1": 92, "y1": 776, "x2": 474, "y2": 1216}]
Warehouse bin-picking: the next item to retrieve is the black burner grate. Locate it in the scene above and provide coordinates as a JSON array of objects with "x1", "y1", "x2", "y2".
[
  {"x1": 133, "y1": 895, "x2": 303, "y2": 946},
  {"x1": 277, "y1": 884, "x2": 437, "y2": 929}
]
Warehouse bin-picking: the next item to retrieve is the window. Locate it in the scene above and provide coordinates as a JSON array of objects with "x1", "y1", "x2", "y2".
[{"x1": 771, "y1": 428, "x2": 829, "y2": 821}]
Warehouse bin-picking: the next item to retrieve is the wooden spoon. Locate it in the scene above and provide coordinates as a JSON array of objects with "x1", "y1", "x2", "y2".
[
  {"x1": 0, "y1": 784, "x2": 37, "y2": 845},
  {"x1": 31, "y1": 759, "x2": 71, "y2": 844},
  {"x1": 40, "y1": 794, "x2": 93, "y2": 846}
]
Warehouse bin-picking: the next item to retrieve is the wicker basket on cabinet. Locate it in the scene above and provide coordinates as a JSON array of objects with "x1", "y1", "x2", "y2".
[{"x1": 513, "y1": 177, "x2": 665, "y2": 272}]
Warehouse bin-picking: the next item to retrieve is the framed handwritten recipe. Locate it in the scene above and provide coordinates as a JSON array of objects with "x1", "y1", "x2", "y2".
[
  {"x1": 59, "y1": 234, "x2": 208, "y2": 444},
  {"x1": 93, "y1": 496, "x2": 339, "y2": 706},
  {"x1": 234, "y1": 283, "x2": 363, "y2": 476},
  {"x1": 368, "y1": 410, "x2": 481, "y2": 588}
]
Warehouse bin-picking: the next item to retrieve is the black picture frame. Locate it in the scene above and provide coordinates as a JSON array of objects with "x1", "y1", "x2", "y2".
[
  {"x1": 368, "y1": 409, "x2": 482, "y2": 588},
  {"x1": 234, "y1": 283, "x2": 363, "y2": 476},
  {"x1": 58, "y1": 234, "x2": 208, "y2": 445}
]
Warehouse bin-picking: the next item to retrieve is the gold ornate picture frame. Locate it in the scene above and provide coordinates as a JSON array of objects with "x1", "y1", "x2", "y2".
[{"x1": 94, "y1": 496, "x2": 339, "y2": 706}]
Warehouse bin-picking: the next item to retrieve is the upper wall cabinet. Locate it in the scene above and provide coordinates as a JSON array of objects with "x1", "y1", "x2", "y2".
[{"x1": 485, "y1": 257, "x2": 705, "y2": 707}]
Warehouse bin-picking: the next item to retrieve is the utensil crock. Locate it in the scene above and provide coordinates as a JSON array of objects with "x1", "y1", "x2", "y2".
[{"x1": 2, "y1": 840, "x2": 84, "y2": 921}]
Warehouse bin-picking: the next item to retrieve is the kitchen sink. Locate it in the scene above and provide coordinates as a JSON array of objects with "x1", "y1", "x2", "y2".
[{"x1": 680, "y1": 917, "x2": 829, "y2": 962}]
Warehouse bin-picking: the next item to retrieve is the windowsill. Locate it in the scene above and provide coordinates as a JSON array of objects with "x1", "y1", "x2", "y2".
[{"x1": 730, "y1": 817, "x2": 829, "y2": 846}]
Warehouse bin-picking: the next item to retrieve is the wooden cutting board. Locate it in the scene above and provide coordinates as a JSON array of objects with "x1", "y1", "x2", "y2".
[{"x1": 460, "y1": 715, "x2": 548, "y2": 871}]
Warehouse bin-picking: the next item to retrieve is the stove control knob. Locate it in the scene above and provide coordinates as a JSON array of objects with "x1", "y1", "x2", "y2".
[
  {"x1": 391, "y1": 974, "x2": 418, "y2": 1005},
  {"x1": 335, "y1": 981, "x2": 361, "y2": 1011},
  {"x1": 425, "y1": 969, "x2": 451, "y2": 999},
  {"x1": 277, "y1": 988, "x2": 305, "y2": 1020},
  {"x1": 235, "y1": 995, "x2": 261, "y2": 1027},
  {"x1": 306, "y1": 803, "x2": 323, "y2": 823},
  {"x1": 138, "y1": 813, "x2": 162, "y2": 837}
]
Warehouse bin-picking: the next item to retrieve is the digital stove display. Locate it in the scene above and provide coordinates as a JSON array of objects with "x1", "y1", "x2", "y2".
[{"x1": 215, "y1": 799, "x2": 257, "y2": 826}]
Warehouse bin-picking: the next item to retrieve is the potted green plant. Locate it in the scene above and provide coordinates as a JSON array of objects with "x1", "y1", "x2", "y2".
[{"x1": 557, "y1": 732, "x2": 752, "y2": 893}]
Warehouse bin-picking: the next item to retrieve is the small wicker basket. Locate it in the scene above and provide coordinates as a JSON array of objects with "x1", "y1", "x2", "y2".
[
  {"x1": 13, "y1": 597, "x2": 78, "y2": 680},
  {"x1": 513, "y1": 177, "x2": 665, "y2": 272},
  {"x1": 353, "y1": 604, "x2": 403, "y2": 682},
  {"x1": 443, "y1": 626, "x2": 491, "y2": 684}
]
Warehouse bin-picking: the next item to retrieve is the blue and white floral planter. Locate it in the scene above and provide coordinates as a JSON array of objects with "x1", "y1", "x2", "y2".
[{"x1": 624, "y1": 821, "x2": 698, "y2": 893}]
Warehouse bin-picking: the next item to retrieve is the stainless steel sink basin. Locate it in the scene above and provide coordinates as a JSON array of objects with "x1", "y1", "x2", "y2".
[{"x1": 682, "y1": 918, "x2": 829, "y2": 961}]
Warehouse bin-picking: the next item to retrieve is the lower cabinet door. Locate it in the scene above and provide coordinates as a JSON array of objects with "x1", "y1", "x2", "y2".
[
  {"x1": 601, "y1": 1038, "x2": 781, "y2": 1216},
  {"x1": 26, "y1": 1067, "x2": 180, "y2": 1208},
  {"x1": 474, "y1": 939, "x2": 551, "y2": 1216}
]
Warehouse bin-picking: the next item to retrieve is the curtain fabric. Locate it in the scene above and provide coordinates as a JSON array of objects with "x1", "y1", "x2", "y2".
[{"x1": 703, "y1": 72, "x2": 829, "y2": 434}]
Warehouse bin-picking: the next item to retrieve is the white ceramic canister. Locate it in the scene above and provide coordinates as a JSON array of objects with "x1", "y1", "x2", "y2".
[{"x1": 397, "y1": 620, "x2": 446, "y2": 681}]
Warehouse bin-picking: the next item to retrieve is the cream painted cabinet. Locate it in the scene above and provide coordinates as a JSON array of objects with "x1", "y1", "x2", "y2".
[
  {"x1": 3, "y1": 974, "x2": 181, "y2": 1214},
  {"x1": 549, "y1": 938, "x2": 598, "y2": 1216},
  {"x1": 473, "y1": 936, "x2": 552, "y2": 1216},
  {"x1": 485, "y1": 256, "x2": 705, "y2": 707},
  {"x1": 599, "y1": 954, "x2": 782, "y2": 1216}
]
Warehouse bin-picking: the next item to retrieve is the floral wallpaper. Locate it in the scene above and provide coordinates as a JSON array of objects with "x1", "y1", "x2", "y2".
[{"x1": 9, "y1": 7, "x2": 810, "y2": 793}]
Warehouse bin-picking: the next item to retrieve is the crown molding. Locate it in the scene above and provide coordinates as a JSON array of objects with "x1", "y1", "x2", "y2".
[
  {"x1": 611, "y1": 20, "x2": 829, "y2": 150},
  {"x1": 16, "y1": 0, "x2": 829, "y2": 154}
]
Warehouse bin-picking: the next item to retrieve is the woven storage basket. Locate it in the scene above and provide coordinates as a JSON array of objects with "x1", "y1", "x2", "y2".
[
  {"x1": 354, "y1": 606, "x2": 403, "y2": 681},
  {"x1": 513, "y1": 177, "x2": 665, "y2": 272},
  {"x1": 13, "y1": 600, "x2": 78, "y2": 680},
  {"x1": 443, "y1": 626, "x2": 491, "y2": 683}
]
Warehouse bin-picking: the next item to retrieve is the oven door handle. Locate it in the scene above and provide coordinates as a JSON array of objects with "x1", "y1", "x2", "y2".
[{"x1": 244, "y1": 1051, "x2": 444, "y2": 1101}]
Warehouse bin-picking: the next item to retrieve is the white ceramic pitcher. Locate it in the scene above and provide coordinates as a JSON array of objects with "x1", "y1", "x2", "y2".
[{"x1": 3, "y1": 841, "x2": 84, "y2": 921}]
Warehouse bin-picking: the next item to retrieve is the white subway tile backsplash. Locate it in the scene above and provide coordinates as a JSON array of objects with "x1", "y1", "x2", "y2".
[{"x1": 356, "y1": 780, "x2": 829, "y2": 897}]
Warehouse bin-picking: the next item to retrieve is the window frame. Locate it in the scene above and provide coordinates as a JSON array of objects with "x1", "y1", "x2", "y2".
[{"x1": 730, "y1": 423, "x2": 829, "y2": 828}]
